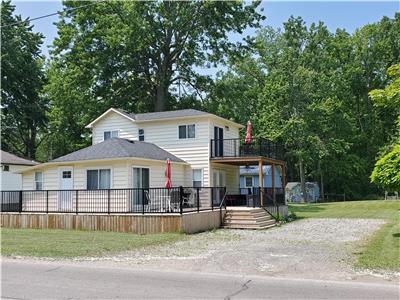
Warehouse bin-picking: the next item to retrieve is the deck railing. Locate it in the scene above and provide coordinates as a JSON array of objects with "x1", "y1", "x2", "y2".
[
  {"x1": 0, "y1": 187, "x2": 226, "y2": 215},
  {"x1": 210, "y1": 138, "x2": 285, "y2": 160}
]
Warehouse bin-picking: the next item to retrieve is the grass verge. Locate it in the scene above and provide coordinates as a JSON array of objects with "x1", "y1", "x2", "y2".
[
  {"x1": 1, "y1": 228, "x2": 185, "y2": 258},
  {"x1": 289, "y1": 200, "x2": 400, "y2": 271}
]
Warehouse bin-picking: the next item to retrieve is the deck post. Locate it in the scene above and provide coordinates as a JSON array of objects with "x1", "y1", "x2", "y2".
[
  {"x1": 272, "y1": 163, "x2": 276, "y2": 204},
  {"x1": 281, "y1": 164, "x2": 286, "y2": 204},
  {"x1": 258, "y1": 159, "x2": 263, "y2": 207}
]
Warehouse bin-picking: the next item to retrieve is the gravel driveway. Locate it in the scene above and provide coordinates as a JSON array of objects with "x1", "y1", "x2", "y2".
[{"x1": 73, "y1": 218, "x2": 393, "y2": 282}]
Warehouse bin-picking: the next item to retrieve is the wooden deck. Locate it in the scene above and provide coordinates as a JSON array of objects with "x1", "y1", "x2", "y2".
[{"x1": 0, "y1": 210, "x2": 224, "y2": 234}]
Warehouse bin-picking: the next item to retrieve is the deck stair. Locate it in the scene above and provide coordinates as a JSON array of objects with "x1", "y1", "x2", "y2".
[{"x1": 223, "y1": 207, "x2": 276, "y2": 229}]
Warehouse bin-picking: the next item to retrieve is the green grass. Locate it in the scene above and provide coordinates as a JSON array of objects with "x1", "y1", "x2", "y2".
[
  {"x1": 1, "y1": 228, "x2": 185, "y2": 258},
  {"x1": 289, "y1": 200, "x2": 400, "y2": 271}
]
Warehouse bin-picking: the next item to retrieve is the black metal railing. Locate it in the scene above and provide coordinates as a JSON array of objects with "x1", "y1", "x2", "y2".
[
  {"x1": 0, "y1": 187, "x2": 226, "y2": 215},
  {"x1": 233, "y1": 187, "x2": 286, "y2": 218},
  {"x1": 210, "y1": 138, "x2": 285, "y2": 160}
]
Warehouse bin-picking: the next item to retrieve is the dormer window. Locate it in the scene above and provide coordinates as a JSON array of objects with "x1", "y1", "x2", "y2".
[
  {"x1": 178, "y1": 124, "x2": 195, "y2": 139},
  {"x1": 104, "y1": 130, "x2": 119, "y2": 140}
]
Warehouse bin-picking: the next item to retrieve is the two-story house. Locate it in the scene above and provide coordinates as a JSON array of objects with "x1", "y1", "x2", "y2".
[{"x1": 17, "y1": 108, "x2": 285, "y2": 213}]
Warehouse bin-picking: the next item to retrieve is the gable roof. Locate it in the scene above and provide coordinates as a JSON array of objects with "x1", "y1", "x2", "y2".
[
  {"x1": 1, "y1": 150, "x2": 38, "y2": 166},
  {"x1": 86, "y1": 107, "x2": 244, "y2": 128},
  {"x1": 50, "y1": 138, "x2": 186, "y2": 163}
]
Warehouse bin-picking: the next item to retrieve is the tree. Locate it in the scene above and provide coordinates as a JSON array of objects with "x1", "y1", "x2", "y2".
[
  {"x1": 1, "y1": 0, "x2": 47, "y2": 159},
  {"x1": 44, "y1": 0, "x2": 264, "y2": 158},
  {"x1": 370, "y1": 64, "x2": 400, "y2": 191},
  {"x1": 205, "y1": 14, "x2": 400, "y2": 199}
]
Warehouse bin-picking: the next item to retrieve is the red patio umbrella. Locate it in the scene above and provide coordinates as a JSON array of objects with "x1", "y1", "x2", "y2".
[
  {"x1": 244, "y1": 120, "x2": 252, "y2": 144},
  {"x1": 165, "y1": 158, "x2": 172, "y2": 188}
]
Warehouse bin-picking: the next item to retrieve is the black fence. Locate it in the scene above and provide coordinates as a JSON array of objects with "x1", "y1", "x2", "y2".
[
  {"x1": 210, "y1": 138, "x2": 285, "y2": 160},
  {"x1": 226, "y1": 187, "x2": 286, "y2": 218},
  {"x1": 0, "y1": 187, "x2": 226, "y2": 214}
]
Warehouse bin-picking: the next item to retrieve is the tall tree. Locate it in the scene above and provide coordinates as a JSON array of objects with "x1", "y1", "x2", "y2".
[
  {"x1": 1, "y1": 0, "x2": 47, "y2": 159},
  {"x1": 45, "y1": 0, "x2": 264, "y2": 158},
  {"x1": 370, "y1": 64, "x2": 400, "y2": 191}
]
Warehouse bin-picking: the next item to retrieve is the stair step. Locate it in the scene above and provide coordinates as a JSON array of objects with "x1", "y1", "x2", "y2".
[
  {"x1": 225, "y1": 211, "x2": 267, "y2": 218},
  {"x1": 224, "y1": 216, "x2": 273, "y2": 223},
  {"x1": 222, "y1": 223, "x2": 276, "y2": 230},
  {"x1": 224, "y1": 219, "x2": 275, "y2": 226}
]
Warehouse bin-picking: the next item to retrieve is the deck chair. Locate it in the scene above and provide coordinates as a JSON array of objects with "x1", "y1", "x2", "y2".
[{"x1": 170, "y1": 190, "x2": 180, "y2": 211}]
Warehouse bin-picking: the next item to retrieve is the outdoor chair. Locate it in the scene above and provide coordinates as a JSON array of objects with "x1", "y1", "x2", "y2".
[{"x1": 170, "y1": 190, "x2": 180, "y2": 211}]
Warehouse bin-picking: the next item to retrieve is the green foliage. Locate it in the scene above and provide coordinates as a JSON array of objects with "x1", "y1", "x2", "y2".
[
  {"x1": 44, "y1": 0, "x2": 264, "y2": 159},
  {"x1": 0, "y1": 0, "x2": 47, "y2": 159},
  {"x1": 371, "y1": 144, "x2": 400, "y2": 191},
  {"x1": 206, "y1": 14, "x2": 400, "y2": 198},
  {"x1": 369, "y1": 64, "x2": 400, "y2": 191}
]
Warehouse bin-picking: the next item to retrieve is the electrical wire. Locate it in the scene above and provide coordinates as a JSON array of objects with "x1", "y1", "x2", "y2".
[{"x1": 0, "y1": 2, "x2": 103, "y2": 29}]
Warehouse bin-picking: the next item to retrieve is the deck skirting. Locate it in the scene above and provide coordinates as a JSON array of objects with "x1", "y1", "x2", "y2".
[{"x1": 0, "y1": 210, "x2": 224, "y2": 234}]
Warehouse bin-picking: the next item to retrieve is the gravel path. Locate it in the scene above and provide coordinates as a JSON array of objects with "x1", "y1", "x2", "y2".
[{"x1": 71, "y1": 218, "x2": 393, "y2": 282}]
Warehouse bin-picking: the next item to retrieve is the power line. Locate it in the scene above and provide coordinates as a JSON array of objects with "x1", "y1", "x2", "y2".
[{"x1": 0, "y1": 2, "x2": 102, "y2": 29}]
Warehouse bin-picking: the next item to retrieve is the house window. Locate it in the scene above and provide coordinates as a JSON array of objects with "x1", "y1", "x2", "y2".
[
  {"x1": 138, "y1": 129, "x2": 144, "y2": 141},
  {"x1": 62, "y1": 171, "x2": 72, "y2": 178},
  {"x1": 103, "y1": 130, "x2": 119, "y2": 140},
  {"x1": 87, "y1": 169, "x2": 111, "y2": 190},
  {"x1": 178, "y1": 124, "x2": 195, "y2": 139},
  {"x1": 35, "y1": 171, "x2": 43, "y2": 190},
  {"x1": 245, "y1": 176, "x2": 253, "y2": 188},
  {"x1": 192, "y1": 169, "x2": 203, "y2": 187},
  {"x1": 3, "y1": 165, "x2": 9, "y2": 171}
]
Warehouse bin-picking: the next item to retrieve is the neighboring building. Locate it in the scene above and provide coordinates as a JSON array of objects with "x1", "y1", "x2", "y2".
[
  {"x1": 239, "y1": 166, "x2": 282, "y2": 192},
  {"x1": 1, "y1": 150, "x2": 37, "y2": 191},
  {"x1": 285, "y1": 182, "x2": 320, "y2": 203}
]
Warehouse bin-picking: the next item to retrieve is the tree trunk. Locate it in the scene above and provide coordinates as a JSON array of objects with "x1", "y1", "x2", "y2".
[
  {"x1": 26, "y1": 126, "x2": 37, "y2": 160},
  {"x1": 299, "y1": 158, "x2": 307, "y2": 203},
  {"x1": 155, "y1": 83, "x2": 167, "y2": 112}
]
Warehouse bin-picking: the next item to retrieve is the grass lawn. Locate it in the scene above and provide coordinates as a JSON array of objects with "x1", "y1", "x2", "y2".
[
  {"x1": 1, "y1": 228, "x2": 185, "y2": 258},
  {"x1": 289, "y1": 200, "x2": 400, "y2": 271}
]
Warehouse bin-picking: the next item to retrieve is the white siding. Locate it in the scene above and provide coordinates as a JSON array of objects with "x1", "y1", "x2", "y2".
[
  {"x1": 91, "y1": 111, "x2": 138, "y2": 144},
  {"x1": 139, "y1": 119, "x2": 211, "y2": 187},
  {"x1": 1, "y1": 164, "x2": 32, "y2": 191},
  {"x1": 21, "y1": 159, "x2": 188, "y2": 191}
]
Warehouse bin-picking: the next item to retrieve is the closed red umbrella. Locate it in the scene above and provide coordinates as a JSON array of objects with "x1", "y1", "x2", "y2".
[
  {"x1": 245, "y1": 120, "x2": 252, "y2": 144},
  {"x1": 165, "y1": 158, "x2": 172, "y2": 188}
]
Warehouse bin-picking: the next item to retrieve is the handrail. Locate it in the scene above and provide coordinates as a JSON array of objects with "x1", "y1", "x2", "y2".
[{"x1": 219, "y1": 189, "x2": 228, "y2": 225}]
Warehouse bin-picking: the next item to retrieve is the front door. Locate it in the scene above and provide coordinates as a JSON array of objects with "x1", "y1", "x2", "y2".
[
  {"x1": 213, "y1": 126, "x2": 224, "y2": 157},
  {"x1": 131, "y1": 167, "x2": 150, "y2": 210},
  {"x1": 59, "y1": 167, "x2": 73, "y2": 210},
  {"x1": 212, "y1": 170, "x2": 225, "y2": 205}
]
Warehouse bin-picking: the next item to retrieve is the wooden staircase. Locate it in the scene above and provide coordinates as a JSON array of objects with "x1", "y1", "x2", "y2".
[{"x1": 223, "y1": 208, "x2": 276, "y2": 229}]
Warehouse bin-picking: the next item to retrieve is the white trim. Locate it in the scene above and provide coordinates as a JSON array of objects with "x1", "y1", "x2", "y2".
[
  {"x1": 192, "y1": 168, "x2": 203, "y2": 187},
  {"x1": 177, "y1": 123, "x2": 196, "y2": 140},
  {"x1": 102, "y1": 129, "x2": 120, "y2": 141},
  {"x1": 131, "y1": 165, "x2": 151, "y2": 188},
  {"x1": 17, "y1": 157, "x2": 189, "y2": 173},
  {"x1": 85, "y1": 166, "x2": 113, "y2": 189},
  {"x1": 85, "y1": 108, "x2": 135, "y2": 128}
]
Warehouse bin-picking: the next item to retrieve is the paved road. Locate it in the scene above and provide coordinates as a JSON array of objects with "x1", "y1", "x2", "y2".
[{"x1": 1, "y1": 260, "x2": 398, "y2": 299}]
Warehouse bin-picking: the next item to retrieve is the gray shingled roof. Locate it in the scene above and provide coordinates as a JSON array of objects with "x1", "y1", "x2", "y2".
[
  {"x1": 1, "y1": 150, "x2": 38, "y2": 166},
  {"x1": 116, "y1": 108, "x2": 212, "y2": 122},
  {"x1": 51, "y1": 138, "x2": 186, "y2": 163}
]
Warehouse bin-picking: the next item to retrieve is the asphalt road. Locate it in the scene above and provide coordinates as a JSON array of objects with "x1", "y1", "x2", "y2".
[{"x1": 1, "y1": 260, "x2": 398, "y2": 299}]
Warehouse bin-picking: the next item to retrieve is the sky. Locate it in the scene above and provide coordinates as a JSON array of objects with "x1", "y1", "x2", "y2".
[{"x1": 11, "y1": 0, "x2": 400, "y2": 61}]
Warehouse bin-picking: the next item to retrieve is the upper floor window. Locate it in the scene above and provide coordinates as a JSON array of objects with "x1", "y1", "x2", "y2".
[
  {"x1": 138, "y1": 129, "x2": 144, "y2": 141},
  {"x1": 2, "y1": 165, "x2": 9, "y2": 171},
  {"x1": 87, "y1": 169, "x2": 111, "y2": 190},
  {"x1": 178, "y1": 124, "x2": 195, "y2": 139},
  {"x1": 104, "y1": 130, "x2": 119, "y2": 141},
  {"x1": 35, "y1": 171, "x2": 43, "y2": 190}
]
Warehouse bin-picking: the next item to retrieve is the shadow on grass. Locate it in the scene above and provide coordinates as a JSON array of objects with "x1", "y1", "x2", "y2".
[{"x1": 392, "y1": 233, "x2": 400, "y2": 238}]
